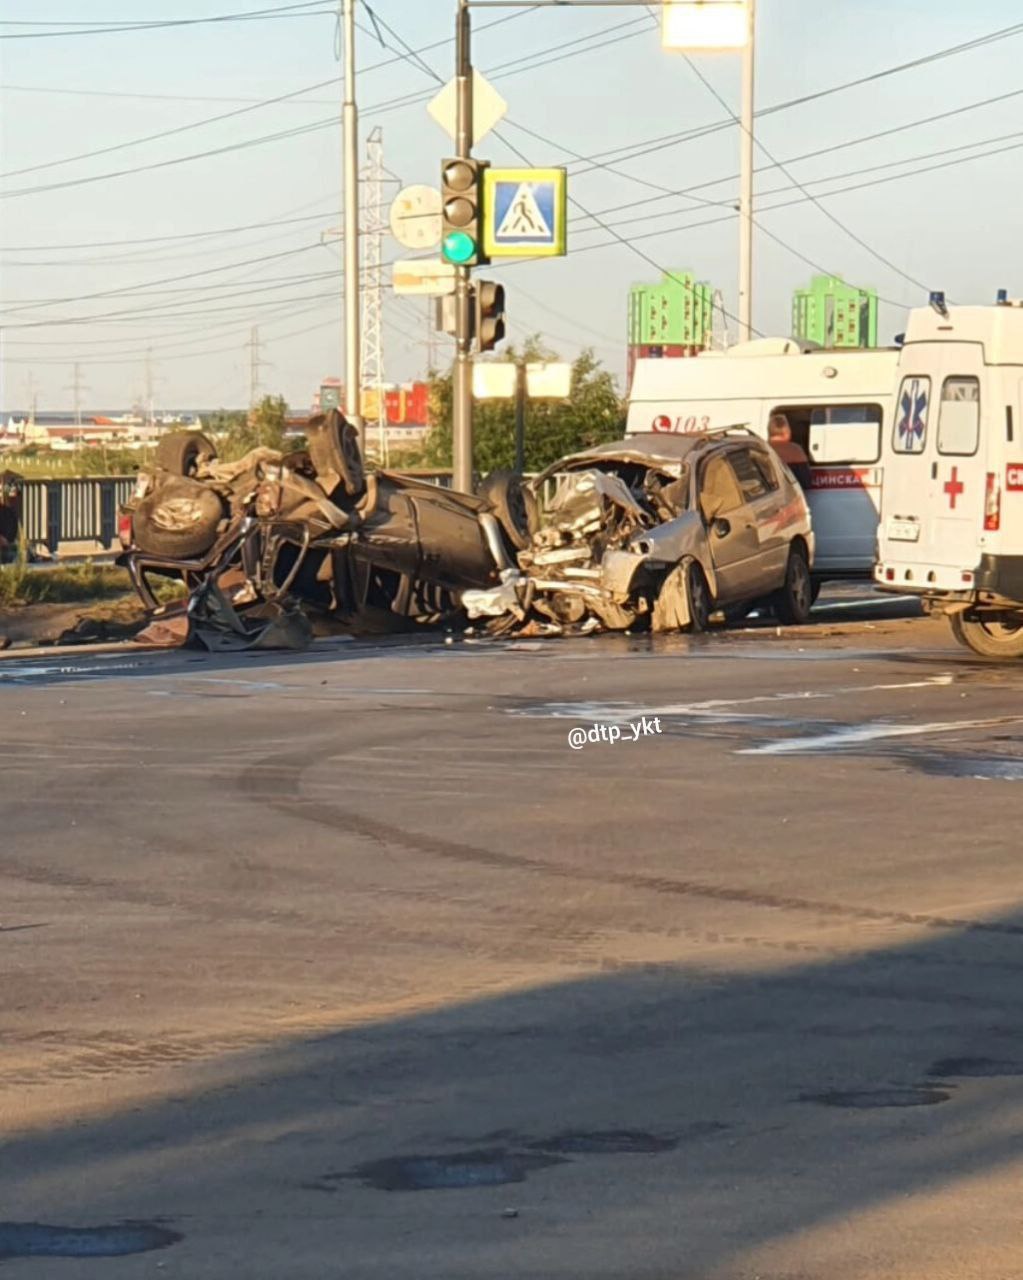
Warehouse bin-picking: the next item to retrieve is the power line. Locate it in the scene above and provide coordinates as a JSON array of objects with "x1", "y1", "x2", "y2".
[
  {"x1": 571, "y1": 88, "x2": 1023, "y2": 227},
  {"x1": 0, "y1": 2, "x2": 337, "y2": 40},
  {"x1": 672, "y1": 35, "x2": 930, "y2": 300}
]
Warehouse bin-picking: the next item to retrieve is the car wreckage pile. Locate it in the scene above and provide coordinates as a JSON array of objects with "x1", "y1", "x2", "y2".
[{"x1": 120, "y1": 416, "x2": 813, "y2": 648}]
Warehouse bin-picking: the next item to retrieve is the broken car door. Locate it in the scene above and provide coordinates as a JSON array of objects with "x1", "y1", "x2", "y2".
[{"x1": 698, "y1": 454, "x2": 761, "y2": 602}]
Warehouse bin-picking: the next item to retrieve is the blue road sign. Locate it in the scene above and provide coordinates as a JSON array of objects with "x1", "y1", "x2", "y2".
[{"x1": 483, "y1": 167, "x2": 567, "y2": 259}]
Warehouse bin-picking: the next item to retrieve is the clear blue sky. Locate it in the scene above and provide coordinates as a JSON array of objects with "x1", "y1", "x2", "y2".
[{"x1": 2, "y1": 0, "x2": 1022, "y2": 412}]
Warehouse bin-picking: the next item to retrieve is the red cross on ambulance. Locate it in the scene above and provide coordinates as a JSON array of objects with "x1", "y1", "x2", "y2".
[{"x1": 944, "y1": 467, "x2": 965, "y2": 509}]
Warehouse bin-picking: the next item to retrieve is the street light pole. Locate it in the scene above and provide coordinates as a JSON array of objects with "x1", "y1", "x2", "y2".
[
  {"x1": 342, "y1": 0, "x2": 363, "y2": 434},
  {"x1": 452, "y1": 0, "x2": 475, "y2": 493},
  {"x1": 737, "y1": 0, "x2": 756, "y2": 342}
]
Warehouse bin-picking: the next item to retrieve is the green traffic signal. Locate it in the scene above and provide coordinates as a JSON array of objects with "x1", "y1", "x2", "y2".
[{"x1": 442, "y1": 230, "x2": 476, "y2": 265}]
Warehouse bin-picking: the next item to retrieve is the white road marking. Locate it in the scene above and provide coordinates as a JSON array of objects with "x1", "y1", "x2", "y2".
[
  {"x1": 511, "y1": 675, "x2": 955, "y2": 723},
  {"x1": 740, "y1": 716, "x2": 1022, "y2": 756}
]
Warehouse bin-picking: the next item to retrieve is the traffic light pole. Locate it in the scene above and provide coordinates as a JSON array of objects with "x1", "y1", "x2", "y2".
[
  {"x1": 342, "y1": 0, "x2": 363, "y2": 435},
  {"x1": 452, "y1": 0, "x2": 474, "y2": 493},
  {"x1": 514, "y1": 359, "x2": 526, "y2": 474}
]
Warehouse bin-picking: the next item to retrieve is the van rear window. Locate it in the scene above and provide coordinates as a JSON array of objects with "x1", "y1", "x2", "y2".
[{"x1": 937, "y1": 377, "x2": 980, "y2": 456}]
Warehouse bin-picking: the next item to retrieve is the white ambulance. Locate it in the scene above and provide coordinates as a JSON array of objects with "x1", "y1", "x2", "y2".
[
  {"x1": 875, "y1": 297, "x2": 1023, "y2": 657},
  {"x1": 626, "y1": 339, "x2": 899, "y2": 580}
]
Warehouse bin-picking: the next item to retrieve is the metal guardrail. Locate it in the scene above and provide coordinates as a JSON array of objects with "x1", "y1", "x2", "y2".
[{"x1": 21, "y1": 477, "x2": 135, "y2": 553}]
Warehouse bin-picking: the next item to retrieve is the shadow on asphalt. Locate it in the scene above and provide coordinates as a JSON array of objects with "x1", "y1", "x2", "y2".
[{"x1": 7, "y1": 903, "x2": 1023, "y2": 1274}]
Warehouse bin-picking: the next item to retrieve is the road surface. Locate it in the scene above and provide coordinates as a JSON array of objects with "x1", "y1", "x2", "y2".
[{"x1": 3, "y1": 597, "x2": 1023, "y2": 1278}]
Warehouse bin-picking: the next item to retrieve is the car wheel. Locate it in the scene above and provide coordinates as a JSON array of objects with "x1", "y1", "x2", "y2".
[
  {"x1": 950, "y1": 612, "x2": 1023, "y2": 659},
  {"x1": 154, "y1": 430, "x2": 217, "y2": 478},
  {"x1": 308, "y1": 410, "x2": 365, "y2": 497},
  {"x1": 477, "y1": 470, "x2": 537, "y2": 551},
  {"x1": 132, "y1": 478, "x2": 224, "y2": 558},
  {"x1": 686, "y1": 562, "x2": 711, "y2": 633},
  {"x1": 773, "y1": 546, "x2": 813, "y2": 625}
]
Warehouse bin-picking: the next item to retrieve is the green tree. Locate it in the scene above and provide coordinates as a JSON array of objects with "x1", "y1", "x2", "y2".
[
  {"x1": 210, "y1": 395, "x2": 290, "y2": 460},
  {"x1": 420, "y1": 338, "x2": 625, "y2": 475}
]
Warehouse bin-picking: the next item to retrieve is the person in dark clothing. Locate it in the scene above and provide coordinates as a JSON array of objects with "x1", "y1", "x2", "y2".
[{"x1": 768, "y1": 414, "x2": 812, "y2": 490}]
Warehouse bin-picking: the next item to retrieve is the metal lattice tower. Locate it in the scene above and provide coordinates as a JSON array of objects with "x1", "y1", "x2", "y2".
[
  {"x1": 711, "y1": 289, "x2": 732, "y2": 351},
  {"x1": 360, "y1": 127, "x2": 387, "y2": 464}
]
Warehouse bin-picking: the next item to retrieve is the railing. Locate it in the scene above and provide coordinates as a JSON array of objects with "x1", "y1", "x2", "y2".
[{"x1": 21, "y1": 477, "x2": 135, "y2": 553}]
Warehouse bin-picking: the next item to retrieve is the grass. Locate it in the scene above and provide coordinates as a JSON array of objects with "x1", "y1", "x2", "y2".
[{"x1": 0, "y1": 559, "x2": 185, "y2": 608}]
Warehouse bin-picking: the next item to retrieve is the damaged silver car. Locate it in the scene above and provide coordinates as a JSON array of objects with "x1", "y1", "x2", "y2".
[
  {"x1": 118, "y1": 412, "x2": 529, "y2": 649},
  {"x1": 464, "y1": 429, "x2": 815, "y2": 635}
]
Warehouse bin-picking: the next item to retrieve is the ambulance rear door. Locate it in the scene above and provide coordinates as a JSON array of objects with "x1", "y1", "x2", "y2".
[{"x1": 881, "y1": 341, "x2": 988, "y2": 588}]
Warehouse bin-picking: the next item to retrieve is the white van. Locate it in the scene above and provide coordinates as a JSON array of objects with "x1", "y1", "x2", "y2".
[
  {"x1": 875, "y1": 299, "x2": 1023, "y2": 657},
  {"x1": 626, "y1": 338, "x2": 898, "y2": 579}
]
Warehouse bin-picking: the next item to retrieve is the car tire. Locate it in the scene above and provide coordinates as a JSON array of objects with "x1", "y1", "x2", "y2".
[
  {"x1": 686, "y1": 561, "x2": 711, "y2": 633},
  {"x1": 307, "y1": 411, "x2": 364, "y2": 497},
  {"x1": 950, "y1": 612, "x2": 1023, "y2": 659},
  {"x1": 773, "y1": 546, "x2": 813, "y2": 625},
  {"x1": 154, "y1": 430, "x2": 217, "y2": 478},
  {"x1": 132, "y1": 478, "x2": 224, "y2": 558},
  {"x1": 477, "y1": 470, "x2": 537, "y2": 551}
]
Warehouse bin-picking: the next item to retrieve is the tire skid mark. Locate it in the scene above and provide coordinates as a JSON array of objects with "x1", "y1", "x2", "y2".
[{"x1": 238, "y1": 749, "x2": 1023, "y2": 944}]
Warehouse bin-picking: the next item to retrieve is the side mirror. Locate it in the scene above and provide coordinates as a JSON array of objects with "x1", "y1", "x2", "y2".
[{"x1": 713, "y1": 518, "x2": 731, "y2": 539}]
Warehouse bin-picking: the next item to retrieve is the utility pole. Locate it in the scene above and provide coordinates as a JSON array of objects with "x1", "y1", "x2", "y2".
[
  {"x1": 737, "y1": 0, "x2": 756, "y2": 342},
  {"x1": 341, "y1": 0, "x2": 363, "y2": 436},
  {"x1": 144, "y1": 346, "x2": 155, "y2": 429},
  {"x1": 64, "y1": 362, "x2": 86, "y2": 428},
  {"x1": 246, "y1": 325, "x2": 262, "y2": 411},
  {"x1": 360, "y1": 127, "x2": 388, "y2": 466},
  {"x1": 452, "y1": 0, "x2": 474, "y2": 493}
]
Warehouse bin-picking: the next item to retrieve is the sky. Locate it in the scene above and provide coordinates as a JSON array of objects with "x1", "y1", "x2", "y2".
[{"x1": 2, "y1": 0, "x2": 1023, "y2": 413}]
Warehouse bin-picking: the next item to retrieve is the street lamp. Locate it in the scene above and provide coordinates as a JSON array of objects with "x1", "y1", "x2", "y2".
[{"x1": 661, "y1": 0, "x2": 755, "y2": 342}]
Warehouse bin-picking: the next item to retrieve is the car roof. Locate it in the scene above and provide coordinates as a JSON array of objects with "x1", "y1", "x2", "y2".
[{"x1": 534, "y1": 429, "x2": 762, "y2": 482}]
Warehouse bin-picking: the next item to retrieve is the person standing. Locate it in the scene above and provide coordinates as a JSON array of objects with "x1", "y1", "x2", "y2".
[{"x1": 768, "y1": 414, "x2": 812, "y2": 490}]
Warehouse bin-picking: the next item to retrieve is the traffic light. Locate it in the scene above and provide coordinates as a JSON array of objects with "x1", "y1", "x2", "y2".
[
  {"x1": 440, "y1": 157, "x2": 488, "y2": 267},
  {"x1": 474, "y1": 280, "x2": 506, "y2": 353}
]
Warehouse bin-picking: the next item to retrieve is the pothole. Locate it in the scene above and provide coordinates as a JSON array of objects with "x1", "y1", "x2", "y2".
[
  {"x1": 929, "y1": 1056, "x2": 1023, "y2": 1078},
  {"x1": 346, "y1": 1148, "x2": 566, "y2": 1191},
  {"x1": 528, "y1": 1128, "x2": 694, "y2": 1155},
  {"x1": 801, "y1": 1087, "x2": 950, "y2": 1109},
  {"x1": 0, "y1": 1221, "x2": 181, "y2": 1260}
]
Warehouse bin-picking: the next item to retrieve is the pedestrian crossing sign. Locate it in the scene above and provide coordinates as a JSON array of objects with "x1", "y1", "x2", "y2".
[{"x1": 483, "y1": 167, "x2": 567, "y2": 259}]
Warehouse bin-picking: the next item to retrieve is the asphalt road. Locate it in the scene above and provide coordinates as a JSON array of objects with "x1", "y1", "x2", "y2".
[{"x1": 4, "y1": 594, "x2": 1023, "y2": 1278}]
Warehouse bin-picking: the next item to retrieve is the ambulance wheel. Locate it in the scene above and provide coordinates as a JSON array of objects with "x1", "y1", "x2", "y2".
[
  {"x1": 950, "y1": 613, "x2": 1023, "y2": 659},
  {"x1": 773, "y1": 546, "x2": 813, "y2": 625}
]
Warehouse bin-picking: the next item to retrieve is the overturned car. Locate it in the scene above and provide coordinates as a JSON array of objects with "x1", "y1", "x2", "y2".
[
  {"x1": 118, "y1": 412, "x2": 529, "y2": 649},
  {"x1": 464, "y1": 429, "x2": 815, "y2": 635}
]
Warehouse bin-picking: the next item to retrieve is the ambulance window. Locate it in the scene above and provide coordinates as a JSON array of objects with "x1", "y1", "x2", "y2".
[
  {"x1": 893, "y1": 377, "x2": 930, "y2": 454},
  {"x1": 807, "y1": 404, "x2": 882, "y2": 464},
  {"x1": 937, "y1": 377, "x2": 980, "y2": 456}
]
